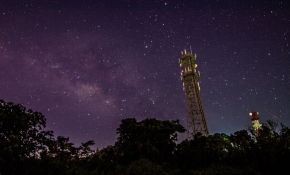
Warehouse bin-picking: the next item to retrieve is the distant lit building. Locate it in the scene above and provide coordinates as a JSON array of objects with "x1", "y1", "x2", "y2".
[{"x1": 179, "y1": 49, "x2": 208, "y2": 136}]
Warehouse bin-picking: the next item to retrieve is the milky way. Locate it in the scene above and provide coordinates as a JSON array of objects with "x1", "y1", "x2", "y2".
[{"x1": 0, "y1": 0, "x2": 289, "y2": 147}]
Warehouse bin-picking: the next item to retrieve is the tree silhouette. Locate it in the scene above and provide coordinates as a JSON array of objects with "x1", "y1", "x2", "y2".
[
  {"x1": 115, "y1": 118, "x2": 185, "y2": 164},
  {"x1": 1, "y1": 99, "x2": 290, "y2": 175},
  {"x1": 0, "y1": 99, "x2": 55, "y2": 174}
]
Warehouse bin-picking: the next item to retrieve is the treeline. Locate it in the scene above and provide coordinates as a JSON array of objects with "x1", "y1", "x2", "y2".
[{"x1": 0, "y1": 99, "x2": 290, "y2": 175}]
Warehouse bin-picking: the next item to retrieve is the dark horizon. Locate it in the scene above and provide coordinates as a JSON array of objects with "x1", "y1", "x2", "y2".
[{"x1": 0, "y1": 0, "x2": 289, "y2": 148}]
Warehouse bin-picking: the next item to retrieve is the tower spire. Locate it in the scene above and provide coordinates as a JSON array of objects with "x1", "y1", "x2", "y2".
[{"x1": 179, "y1": 49, "x2": 208, "y2": 136}]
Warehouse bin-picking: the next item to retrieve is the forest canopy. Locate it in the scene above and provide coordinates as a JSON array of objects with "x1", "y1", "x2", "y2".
[{"x1": 0, "y1": 99, "x2": 290, "y2": 175}]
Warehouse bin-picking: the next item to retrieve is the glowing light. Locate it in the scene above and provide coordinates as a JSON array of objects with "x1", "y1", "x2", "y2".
[
  {"x1": 197, "y1": 82, "x2": 201, "y2": 91},
  {"x1": 249, "y1": 112, "x2": 252, "y2": 116},
  {"x1": 252, "y1": 120, "x2": 262, "y2": 130}
]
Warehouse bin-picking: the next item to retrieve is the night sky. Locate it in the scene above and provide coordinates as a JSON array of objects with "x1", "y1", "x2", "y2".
[{"x1": 0, "y1": 0, "x2": 289, "y2": 147}]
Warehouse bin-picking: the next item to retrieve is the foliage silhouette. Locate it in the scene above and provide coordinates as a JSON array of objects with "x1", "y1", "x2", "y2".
[
  {"x1": 115, "y1": 118, "x2": 185, "y2": 164},
  {"x1": 0, "y1": 99, "x2": 290, "y2": 175}
]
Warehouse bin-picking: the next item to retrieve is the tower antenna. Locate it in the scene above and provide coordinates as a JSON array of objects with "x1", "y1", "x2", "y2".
[
  {"x1": 179, "y1": 49, "x2": 209, "y2": 137},
  {"x1": 249, "y1": 112, "x2": 262, "y2": 135},
  {"x1": 189, "y1": 45, "x2": 193, "y2": 54}
]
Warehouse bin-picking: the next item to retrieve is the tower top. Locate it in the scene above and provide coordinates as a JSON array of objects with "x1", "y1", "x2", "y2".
[
  {"x1": 180, "y1": 49, "x2": 196, "y2": 57},
  {"x1": 249, "y1": 112, "x2": 260, "y2": 121},
  {"x1": 249, "y1": 111, "x2": 262, "y2": 134}
]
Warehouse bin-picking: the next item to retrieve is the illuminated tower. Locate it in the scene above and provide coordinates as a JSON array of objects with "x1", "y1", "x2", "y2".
[
  {"x1": 179, "y1": 49, "x2": 208, "y2": 136},
  {"x1": 249, "y1": 112, "x2": 262, "y2": 134}
]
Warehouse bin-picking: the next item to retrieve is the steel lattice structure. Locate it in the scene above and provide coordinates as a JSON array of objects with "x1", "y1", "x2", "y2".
[{"x1": 179, "y1": 50, "x2": 209, "y2": 136}]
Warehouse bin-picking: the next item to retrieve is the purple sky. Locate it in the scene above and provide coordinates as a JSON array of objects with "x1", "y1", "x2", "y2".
[{"x1": 0, "y1": 0, "x2": 289, "y2": 147}]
